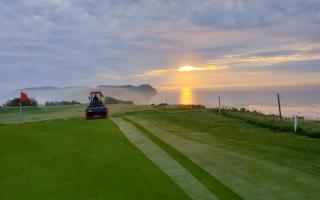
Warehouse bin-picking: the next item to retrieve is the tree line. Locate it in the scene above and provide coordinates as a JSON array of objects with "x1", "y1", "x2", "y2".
[
  {"x1": 45, "y1": 101, "x2": 80, "y2": 106},
  {"x1": 4, "y1": 98, "x2": 38, "y2": 107},
  {"x1": 2, "y1": 98, "x2": 81, "y2": 107}
]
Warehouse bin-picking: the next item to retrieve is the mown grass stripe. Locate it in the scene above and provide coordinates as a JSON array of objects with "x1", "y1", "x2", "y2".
[
  {"x1": 112, "y1": 118, "x2": 217, "y2": 200},
  {"x1": 123, "y1": 117, "x2": 244, "y2": 200}
]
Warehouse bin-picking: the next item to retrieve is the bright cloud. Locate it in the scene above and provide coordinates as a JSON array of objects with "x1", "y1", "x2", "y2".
[
  {"x1": 178, "y1": 65, "x2": 228, "y2": 72},
  {"x1": 138, "y1": 65, "x2": 228, "y2": 77},
  {"x1": 206, "y1": 43, "x2": 320, "y2": 67}
]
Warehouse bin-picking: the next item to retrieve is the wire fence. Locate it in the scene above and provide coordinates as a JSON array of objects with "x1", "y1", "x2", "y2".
[{"x1": 154, "y1": 89, "x2": 320, "y2": 120}]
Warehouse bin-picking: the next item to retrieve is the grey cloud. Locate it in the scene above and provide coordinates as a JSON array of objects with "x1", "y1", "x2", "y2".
[
  {"x1": 245, "y1": 50, "x2": 302, "y2": 57},
  {"x1": 234, "y1": 59, "x2": 320, "y2": 74},
  {"x1": 190, "y1": 0, "x2": 320, "y2": 29},
  {"x1": 0, "y1": 0, "x2": 319, "y2": 94}
]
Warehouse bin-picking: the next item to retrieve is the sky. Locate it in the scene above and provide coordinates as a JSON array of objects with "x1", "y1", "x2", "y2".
[{"x1": 1, "y1": 0, "x2": 320, "y2": 94}]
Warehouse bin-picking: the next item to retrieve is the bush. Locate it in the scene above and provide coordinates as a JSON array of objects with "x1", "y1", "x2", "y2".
[
  {"x1": 5, "y1": 98, "x2": 38, "y2": 107},
  {"x1": 176, "y1": 104, "x2": 206, "y2": 109},
  {"x1": 158, "y1": 103, "x2": 168, "y2": 106},
  {"x1": 45, "y1": 101, "x2": 81, "y2": 106},
  {"x1": 105, "y1": 97, "x2": 134, "y2": 104}
]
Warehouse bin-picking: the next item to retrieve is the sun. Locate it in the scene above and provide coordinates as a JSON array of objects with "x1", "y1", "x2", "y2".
[
  {"x1": 178, "y1": 65, "x2": 228, "y2": 72},
  {"x1": 178, "y1": 65, "x2": 199, "y2": 72}
]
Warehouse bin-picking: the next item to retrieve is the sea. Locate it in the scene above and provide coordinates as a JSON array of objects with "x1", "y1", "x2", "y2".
[{"x1": 151, "y1": 85, "x2": 320, "y2": 120}]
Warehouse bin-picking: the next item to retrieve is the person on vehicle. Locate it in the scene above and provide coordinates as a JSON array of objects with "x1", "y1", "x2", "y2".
[{"x1": 92, "y1": 94, "x2": 100, "y2": 106}]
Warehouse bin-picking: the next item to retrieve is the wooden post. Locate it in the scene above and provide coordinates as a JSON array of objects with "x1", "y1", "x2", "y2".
[
  {"x1": 277, "y1": 93, "x2": 282, "y2": 121},
  {"x1": 218, "y1": 96, "x2": 221, "y2": 114},
  {"x1": 294, "y1": 115, "x2": 298, "y2": 132},
  {"x1": 19, "y1": 97, "x2": 22, "y2": 128}
]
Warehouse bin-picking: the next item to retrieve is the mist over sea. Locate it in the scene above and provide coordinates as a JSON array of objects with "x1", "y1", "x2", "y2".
[{"x1": 151, "y1": 85, "x2": 320, "y2": 120}]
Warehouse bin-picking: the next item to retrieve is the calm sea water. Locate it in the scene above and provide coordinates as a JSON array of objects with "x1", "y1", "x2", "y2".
[{"x1": 151, "y1": 85, "x2": 320, "y2": 120}]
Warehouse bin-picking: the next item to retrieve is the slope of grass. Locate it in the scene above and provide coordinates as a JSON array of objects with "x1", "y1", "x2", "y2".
[
  {"x1": 0, "y1": 119, "x2": 190, "y2": 200},
  {"x1": 128, "y1": 109, "x2": 320, "y2": 199},
  {"x1": 217, "y1": 109, "x2": 320, "y2": 138},
  {"x1": 124, "y1": 117, "x2": 243, "y2": 200},
  {"x1": 2, "y1": 105, "x2": 320, "y2": 199},
  {"x1": 128, "y1": 109, "x2": 320, "y2": 173}
]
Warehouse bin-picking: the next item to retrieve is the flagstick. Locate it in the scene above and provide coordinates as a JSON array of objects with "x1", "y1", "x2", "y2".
[{"x1": 19, "y1": 97, "x2": 22, "y2": 128}]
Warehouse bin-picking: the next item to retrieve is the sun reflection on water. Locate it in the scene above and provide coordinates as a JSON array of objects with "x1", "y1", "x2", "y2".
[{"x1": 180, "y1": 87, "x2": 194, "y2": 105}]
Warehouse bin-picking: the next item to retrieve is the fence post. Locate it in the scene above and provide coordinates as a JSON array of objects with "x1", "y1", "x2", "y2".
[
  {"x1": 294, "y1": 115, "x2": 298, "y2": 132},
  {"x1": 218, "y1": 96, "x2": 221, "y2": 114},
  {"x1": 277, "y1": 93, "x2": 282, "y2": 121}
]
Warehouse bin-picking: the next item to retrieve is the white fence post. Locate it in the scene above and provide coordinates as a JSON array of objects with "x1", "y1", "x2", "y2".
[
  {"x1": 218, "y1": 96, "x2": 221, "y2": 114},
  {"x1": 294, "y1": 115, "x2": 298, "y2": 132}
]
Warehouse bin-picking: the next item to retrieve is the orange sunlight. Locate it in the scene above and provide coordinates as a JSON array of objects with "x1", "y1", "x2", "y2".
[
  {"x1": 178, "y1": 65, "x2": 228, "y2": 72},
  {"x1": 180, "y1": 87, "x2": 193, "y2": 104},
  {"x1": 178, "y1": 65, "x2": 199, "y2": 72}
]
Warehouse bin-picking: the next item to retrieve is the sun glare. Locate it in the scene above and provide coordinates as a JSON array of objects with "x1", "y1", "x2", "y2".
[
  {"x1": 180, "y1": 87, "x2": 193, "y2": 105},
  {"x1": 178, "y1": 66, "x2": 199, "y2": 72},
  {"x1": 178, "y1": 65, "x2": 228, "y2": 72}
]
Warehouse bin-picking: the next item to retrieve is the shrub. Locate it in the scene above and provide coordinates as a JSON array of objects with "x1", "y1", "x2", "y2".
[
  {"x1": 45, "y1": 101, "x2": 81, "y2": 106},
  {"x1": 105, "y1": 97, "x2": 134, "y2": 104},
  {"x1": 158, "y1": 103, "x2": 168, "y2": 106},
  {"x1": 5, "y1": 98, "x2": 38, "y2": 107}
]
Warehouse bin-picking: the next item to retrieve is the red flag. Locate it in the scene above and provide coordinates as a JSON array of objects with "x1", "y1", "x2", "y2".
[{"x1": 20, "y1": 92, "x2": 28, "y2": 100}]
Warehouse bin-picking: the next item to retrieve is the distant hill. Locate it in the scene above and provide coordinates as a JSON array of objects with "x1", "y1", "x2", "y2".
[
  {"x1": 20, "y1": 86, "x2": 60, "y2": 90},
  {"x1": 1, "y1": 85, "x2": 157, "y2": 105},
  {"x1": 105, "y1": 96, "x2": 134, "y2": 105}
]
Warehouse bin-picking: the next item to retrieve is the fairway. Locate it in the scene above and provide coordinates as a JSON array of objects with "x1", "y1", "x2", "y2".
[
  {"x1": 1, "y1": 106, "x2": 320, "y2": 200},
  {"x1": 0, "y1": 104, "x2": 152, "y2": 124},
  {"x1": 126, "y1": 109, "x2": 320, "y2": 200},
  {"x1": 0, "y1": 118, "x2": 190, "y2": 200},
  {"x1": 113, "y1": 118, "x2": 218, "y2": 200},
  {"x1": 2, "y1": 1, "x2": 320, "y2": 199}
]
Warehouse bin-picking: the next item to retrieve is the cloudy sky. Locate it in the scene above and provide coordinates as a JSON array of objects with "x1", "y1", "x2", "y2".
[{"x1": 1, "y1": 0, "x2": 320, "y2": 93}]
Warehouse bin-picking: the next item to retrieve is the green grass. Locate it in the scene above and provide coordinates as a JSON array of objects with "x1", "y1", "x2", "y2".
[
  {"x1": 124, "y1": 117, "x2": 243, "y2": 200},
  {"x1": 0, "y1": 118, "x2": 190, "y2": 200},
  {"x1": 0, "y1": 105, "x2": 86, "y2": 124},
  {"x1": 0, "y1": 104, "x2": 154, "y2": 124},
  {"x1": 2, "y1": 105, "x2": 320, "y2": 199},
  {"x1": 217, "y1": 109, "x2": 320, "y2": 138},
  {"x1": 128, "y1": 109, "x2": 320, "y2": 199},
  {"x1": 129, "y1": 109, "x2": 320, "y2": 174}
]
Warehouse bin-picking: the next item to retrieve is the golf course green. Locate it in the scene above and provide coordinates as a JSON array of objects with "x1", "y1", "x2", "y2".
[
  {"x1": 1, "y1": 105, "x2": 320, "y2": 199},
  {"x1": 0, "y1": 118, "x2": 190, "y2": 200}
]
